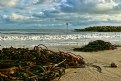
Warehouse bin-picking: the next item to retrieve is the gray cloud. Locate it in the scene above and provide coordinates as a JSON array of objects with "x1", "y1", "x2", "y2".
[
  {"x1": 57, "y1": 0, "x2": 121, "y2": 13},
  {"x1": 0, "y1": 0, "x2": 121, "y2": 29},
  {"x1": 1, "y1": 0, "x2": 121, "y2": 16}
]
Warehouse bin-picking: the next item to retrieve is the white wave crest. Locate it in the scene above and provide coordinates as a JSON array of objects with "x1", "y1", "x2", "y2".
[{"x1": 0, "y1": 33, "x2": 121, "y2": 41}]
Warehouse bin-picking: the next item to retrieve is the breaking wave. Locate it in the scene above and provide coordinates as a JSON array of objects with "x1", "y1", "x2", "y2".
[
  {"x1": 0, "y1": 29, "x2": 121, "y2": 47},
  {"x1": 0, "y1": 33, "x2": 121, "y2": 41}
]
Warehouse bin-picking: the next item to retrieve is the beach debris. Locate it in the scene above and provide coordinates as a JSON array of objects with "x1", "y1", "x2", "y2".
[
  {"x1": 73, "y1": 40, "x2": 117, "y2": 52},
  {"x1": 110, "y1": 62, "x2": 117, "y2": 68},
  {"x1": 86, "y1": 63, "x2": 102, "y2": 73},
  {"x1": 0, "y1": 44, "x2": 85, "y2": 81},
  {"x1": 91, "y1": 65, "x2": 102, "y2": 73}
]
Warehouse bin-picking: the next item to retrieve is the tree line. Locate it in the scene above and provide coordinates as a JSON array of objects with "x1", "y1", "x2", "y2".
[{"x1": 74, "y1": 26, "x2": 121, "y2": 32}]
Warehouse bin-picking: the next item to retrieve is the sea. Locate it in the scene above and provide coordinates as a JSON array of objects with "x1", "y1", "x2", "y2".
[{"x1": 0, "y1": 29, "x2": 121, "y2": 48}]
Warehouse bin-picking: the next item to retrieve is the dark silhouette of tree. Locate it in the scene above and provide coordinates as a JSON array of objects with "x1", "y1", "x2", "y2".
[{"x1": 74, "y1": 26, "x2": 121, "y2": 32}]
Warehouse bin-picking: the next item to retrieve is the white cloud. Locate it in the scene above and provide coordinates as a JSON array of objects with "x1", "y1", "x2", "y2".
[
  {"x1": 1, "y1": 0, "x2": 121, "y2": 29},
  {"x1": 94, "y1": 0, "x2": 117, "y2": 11},
  {"x1": 108, "y1": 14, "x2": 121, "y2": 21},
  {"x1": 8, "y1": 13, "x2": 30, "y2": 20},
  {"x1": 58, "y1": 0, "x2": 120, "y2": 13},
  {"x1": 0, "y1": 0, "x2": 18, "y2": 7},
  {"x1": 78, "y1": 14, "x2": 121, "y2": 22}
]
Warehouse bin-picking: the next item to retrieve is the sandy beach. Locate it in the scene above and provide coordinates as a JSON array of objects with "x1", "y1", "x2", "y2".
[
  {"x1": 1, "y1": 0, "x2": 121, "y2": 80},
  {"x1": 48, "y1": 45, "x2": 121, "y2": 81}
]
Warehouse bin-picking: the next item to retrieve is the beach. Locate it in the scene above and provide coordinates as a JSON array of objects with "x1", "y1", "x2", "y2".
[
  {"x1": 1, "y1": 0, "x2": 121, "y2": 81},
  {"x1": 47, "y1": 45, "x2": 121, "y2": 81},
  {"x1": 0, "y1": 44, "x2": 121, "y2": 81},
  {"x1": 0, "y1": 29, "x2": 121, "y2": 81}
]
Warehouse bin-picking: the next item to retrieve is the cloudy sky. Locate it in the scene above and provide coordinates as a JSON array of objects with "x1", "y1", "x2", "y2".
[{"x1": 0, "y1": 0, "x2": 121, "y2": 29}]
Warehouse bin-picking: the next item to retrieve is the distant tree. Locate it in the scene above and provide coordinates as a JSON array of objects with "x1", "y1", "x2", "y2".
[{"x1": 74, "y1": 26, "x2": 121, "y2": 32}]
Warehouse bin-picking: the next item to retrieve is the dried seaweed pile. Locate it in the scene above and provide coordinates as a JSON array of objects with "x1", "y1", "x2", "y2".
[
  {"x1": 0, "y1": 44, "x2": 85, "y2": 81},
  {"x1": 74, "y1": 40, "x2": 117, "y2": 52}
]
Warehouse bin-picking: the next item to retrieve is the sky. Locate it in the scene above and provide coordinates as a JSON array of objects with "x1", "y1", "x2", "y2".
[{"x1": 0, "y1": 0, "x2": 121, "y2": 29}]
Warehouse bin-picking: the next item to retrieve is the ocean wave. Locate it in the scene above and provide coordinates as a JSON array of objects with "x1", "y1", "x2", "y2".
[
  {"x1": 0, "y1": 33, "x2": 121, "y2": 41},
  {"x1": 0, "y1": 32, "x2": 121, "y2": 47}
]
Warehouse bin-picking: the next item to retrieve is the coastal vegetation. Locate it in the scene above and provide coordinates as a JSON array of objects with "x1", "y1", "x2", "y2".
[{"x1": 74, "y1": 26, "x2": 121, "y2": 32}]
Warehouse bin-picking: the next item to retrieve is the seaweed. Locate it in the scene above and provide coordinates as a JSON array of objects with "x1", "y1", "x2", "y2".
[
  {"x1": 0, "y1": 44, "x2": 85, "y2": 81},
  {"x1": 73, "y1": 40, "x2": 117, "y2": 52}
]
